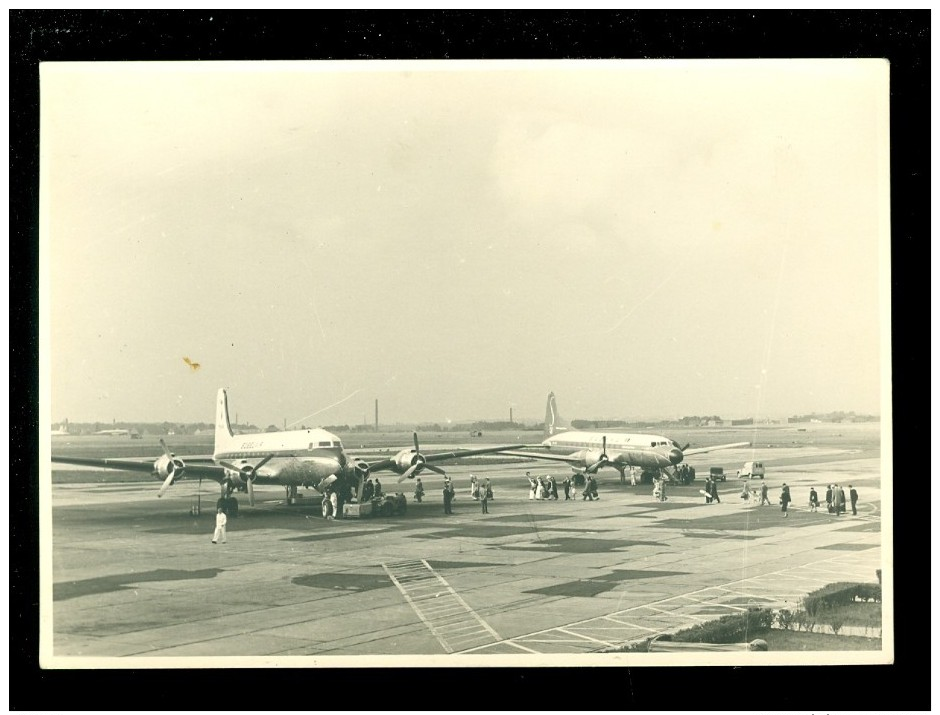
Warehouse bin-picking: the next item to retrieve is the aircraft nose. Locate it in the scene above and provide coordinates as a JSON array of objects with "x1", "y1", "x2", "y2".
[{"x1": 668, "y1": 448, "x2": 684, "y2": 465}]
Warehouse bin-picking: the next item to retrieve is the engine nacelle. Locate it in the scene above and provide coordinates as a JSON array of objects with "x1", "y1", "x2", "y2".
[
  {"x1": 152, "y1": 453, "x2": 185, "y2": 481},
  {"x1": 223, "y1": 462, "x2": 255, "y2": 486},
  {"x1": 578, "y1": 449, "x2": 605, "y2": 469},
  {"x1": 393, "y1": 448, "x2": 420, "y2": 475},
  {"x1": 346, "y1": 458, "x2": 371, "y2": 478}
]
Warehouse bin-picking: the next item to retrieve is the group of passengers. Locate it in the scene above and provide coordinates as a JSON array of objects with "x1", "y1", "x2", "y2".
[
  {"x1": 468, "y1": 474, "x2": 494, "y2": 501},
  {"x1": 321, "y1": 476, "x2": 388, "y2": 519},
  {"x1": 734, "y1": 482, "x2": 860, "y2": 518},
  {"x1": 526, "y1": 472, "x2": 598, "y2": 501}
]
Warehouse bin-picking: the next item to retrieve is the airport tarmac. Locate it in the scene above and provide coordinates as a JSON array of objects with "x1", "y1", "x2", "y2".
[{"x1": 43, "y1": 446, "x2": 887, "y2": 665}]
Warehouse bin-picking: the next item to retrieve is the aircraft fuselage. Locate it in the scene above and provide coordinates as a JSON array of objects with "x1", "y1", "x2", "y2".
[{"x1": 543, "y1": 431, "x2": 683, "y2": 470}]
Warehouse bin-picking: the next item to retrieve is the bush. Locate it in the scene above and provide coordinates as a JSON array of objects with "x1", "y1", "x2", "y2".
[
  {"x1": 802, "y1": 582, "x2": 861, "y2": 615},
  {"x1": 827, "y1": 614, "x2": 846, "y2": 636},
  {"x1": 666, "y1": 609, "x2": 773, "y2": 644},
  {"x1": 854, "y1": 583, "x2": 881, "y2": 602},
  {"x1": 774, "y1": 609, "x2": 795, "y2": 631}
]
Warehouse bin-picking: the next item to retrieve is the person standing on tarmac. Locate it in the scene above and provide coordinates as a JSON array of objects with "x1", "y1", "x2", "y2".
[
  {"x1": 480, "y1": 480, "x2": 489, "y2": 514},
  {"x1": 443, "y1": 481, "x2": 454, "y2": 515},
  {"x1": 212, "y1": 507, "x2": 227, "y2": 544},
  {"x1": 849, "y1": 485, "x2": 859, "y2": 515},
  {"x1": 780, "y1": 483, "x2": 792, "y2": 517},
  {"x1": 832, "y1": 484, "x2": 845, "y2": 516},
  {"x1": 809, "y1": 486, "x2": 819, "y2": 513}
]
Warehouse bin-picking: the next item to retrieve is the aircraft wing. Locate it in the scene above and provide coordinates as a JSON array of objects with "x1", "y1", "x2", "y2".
[
  {"x1": 51, "y1": 455, "x2": 226, "y2": 480},
  {"x1": 682, "y1": 441, "x2": 751, "y2": 457},
  {"x1": 365, "y1": 444, "x2": 525, "y2": 473},
  {"x1": 491, "y1": 449, "x2": 586, "y2": 465}
]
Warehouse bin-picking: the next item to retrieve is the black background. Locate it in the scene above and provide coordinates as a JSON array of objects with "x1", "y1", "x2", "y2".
[{"x1": 11, "y1": 10, "x2": 927, "y2": 712}]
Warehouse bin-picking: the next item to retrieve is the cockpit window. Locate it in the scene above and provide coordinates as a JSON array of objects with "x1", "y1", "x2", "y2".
[{"x1": 318, "y1": 441, "x2": 332, "y2": 447}]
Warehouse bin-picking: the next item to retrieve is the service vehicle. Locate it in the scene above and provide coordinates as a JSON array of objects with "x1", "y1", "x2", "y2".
[
  {"x1": 709, "y1": 467, "x2": 726, "y2": 482},
  {"x1": 736, "y1": 461, "x2": 765, "y2": 479}
]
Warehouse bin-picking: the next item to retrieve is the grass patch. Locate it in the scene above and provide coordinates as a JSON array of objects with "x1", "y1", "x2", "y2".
[
  {"x1": 832, "y1": 601, "x2": 882, "y2": 628},
  {"x1": 761, "y1": 630, "x2": 881, "y2": 651}
]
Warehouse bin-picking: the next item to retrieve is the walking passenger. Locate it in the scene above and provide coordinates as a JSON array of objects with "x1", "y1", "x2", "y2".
[
  {"x1": 849, "y1": 485, "x2": 858, "y2": 515},
  {"x1": 760, "y1": 482, "x2": 771, "y2": 506},
  {"x1": 809, "y1": 487, "x2": 819, "y2": 513},
  {"x1": 212, "y1": 507, "x2": 227, "y2": 544},
  {"x1": 780, "y1": 483, "x2": 791, "y2": 517},
  {"x1": 832, "y1": 484, "x2": 845, "y2": 516},
  {"x1": 709, "y1": 478, "x2": 720, "y2": 504}
]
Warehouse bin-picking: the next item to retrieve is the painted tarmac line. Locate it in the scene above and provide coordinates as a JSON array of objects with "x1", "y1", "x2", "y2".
[
  {"x1": 383, "y1": 559, "x2": 502, "y2": 654},
  {"x1": 461, "y1": 548, "x2": 882, "y2": 654}
]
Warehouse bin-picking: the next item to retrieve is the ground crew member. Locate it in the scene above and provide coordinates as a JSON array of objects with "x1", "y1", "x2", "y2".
[
  {"x1": 780, "y1": 483, "x2": 791, "y2": 517},
  {"x1": 212, "y1": 507, "x2": 227, "y2": 544},
  {"x1": 849, "y1": 485, "x2": 858, "y2": 515},
  {"x1": 480, "y1": 480, "x2": 489, "y2": 514}
]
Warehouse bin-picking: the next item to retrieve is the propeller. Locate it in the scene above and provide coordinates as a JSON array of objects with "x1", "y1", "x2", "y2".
[
  {"x1": 220, "y1": 454, "x2": 274, "y2": 507},
  {"x1": 585, "y1": 435, "x2": 609, "y2": 474},
  {"x1": 397, "y1": 432, "x2": 447, "y2": 483},
  {"x1": 157, "y1": 439, "x2": 185, "y2": 498}
]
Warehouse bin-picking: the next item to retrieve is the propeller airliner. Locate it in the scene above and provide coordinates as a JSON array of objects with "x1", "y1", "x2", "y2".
[
  {"x1": 501, "y1": 392, "x2": 750, "y2": 483},
  {"x1": 51, "y1": 388, "x2": 523, "y2": 511}
]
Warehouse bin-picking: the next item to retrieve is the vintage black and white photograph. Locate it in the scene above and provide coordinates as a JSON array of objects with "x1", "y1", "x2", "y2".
[{"x1": 40, "y1": 58, "x2": 892, "y2": 669}]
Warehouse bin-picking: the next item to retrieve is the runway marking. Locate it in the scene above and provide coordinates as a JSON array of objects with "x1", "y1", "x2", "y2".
[
  {"x1": 460, "y1": 547, "x2": 882, "y2": 654},
  {"x1": 382, "y1": 559, "x2": 501, "y2": 654}
]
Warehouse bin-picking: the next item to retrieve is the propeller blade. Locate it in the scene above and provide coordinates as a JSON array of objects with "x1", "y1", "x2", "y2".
[
  {"x1": 681, "y1": 443, "x2": 690, "y2": 452},
  {"x1": 250, "y1": 454, "x2": 274, "y2": 478},
  {"x1": 317, "y1": 475, "x2": 338, "y2": 493},
  {"x1": 247, "y1": 479, "x2": 255, "y2": 507},
  {"x1": 413, "y1": 432, "x2": 420, "y2": 453},
  {"x1": 398, "y1": 464, "x2": 420, "y2": 482},
  {"x1": 423, "y1": 464, "x2": 446, "y2": 476},
  {"x1": 219, "y1": 461, "x2": 239, "y2": 472},
  {"x1": 159, "y1": 438, "x2": 174, "y2": 459},
  {"x1": 158, "y1": 471, "x2": 175, "y2": 498},
  {"x1": 586, "y1": 457, "x2": 608, "y2": 474},
  {"x1": 602, "y1": 435, "x2": 607, "y2": 456}
]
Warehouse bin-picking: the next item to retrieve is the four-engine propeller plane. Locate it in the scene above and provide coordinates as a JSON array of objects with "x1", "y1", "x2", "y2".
[
  {"x1": 51, "y1": 388, "x2": 523, "y2": 510},
  {"x1": 501, "y1": 392, "x2": 750, "y2": 484}
]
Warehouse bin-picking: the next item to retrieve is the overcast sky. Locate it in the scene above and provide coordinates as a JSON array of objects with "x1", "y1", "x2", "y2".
[{"x1": 41, "y1": 60, "x2": 889, "y2": 427}]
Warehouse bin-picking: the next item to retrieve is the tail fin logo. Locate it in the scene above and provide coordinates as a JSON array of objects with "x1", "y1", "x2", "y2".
[
  {"x1": 544, "y1": 392, "x2": 568, "y2": 437},
  {"x1": 215, "y1": 388, "x2": 234, "y2": 455}
]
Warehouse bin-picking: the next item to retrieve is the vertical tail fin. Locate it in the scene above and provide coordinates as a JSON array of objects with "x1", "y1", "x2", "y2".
[
  {"x1": 544, "y1": 392, "x2": 569, "y2": 437},
  {"x1": 214, "y1": 388, "x2": 234, "y2": 457}
]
